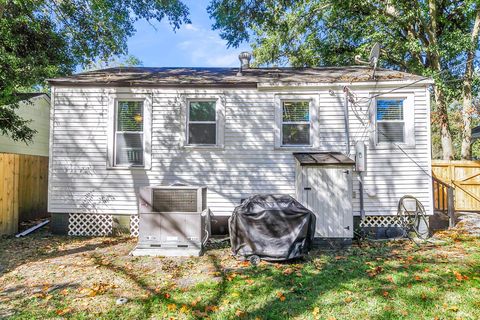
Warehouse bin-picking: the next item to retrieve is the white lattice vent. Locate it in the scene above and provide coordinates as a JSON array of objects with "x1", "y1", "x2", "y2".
[
  {"x1": 359, "y1": 216, "x2": 408, "y2": 228},
  {"x1": 130, "y1": 215, "x2": 139, "y2": 237},
  {"x1": 68, "y1": 213, "x2": 113, "y2": 236}
]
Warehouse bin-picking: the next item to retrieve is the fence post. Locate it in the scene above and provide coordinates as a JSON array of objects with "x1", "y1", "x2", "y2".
[{"x1": 447, "y1": 186, "x2": 455, "y2": 228}]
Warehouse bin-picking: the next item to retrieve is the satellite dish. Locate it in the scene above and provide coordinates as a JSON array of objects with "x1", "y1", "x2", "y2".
[
  {"x1": 354, "y1": 42, "x2": 380, "y2": 79},
  {"x1": 369, "y1": 42, "x2": 380, "y2": 67}
]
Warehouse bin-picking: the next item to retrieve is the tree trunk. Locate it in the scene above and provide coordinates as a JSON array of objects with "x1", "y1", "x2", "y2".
[
  {"x1": 427, "y1": 0, "x2": 453, "y2": 160},
  {"x1": 461, "y1": 9, "x2": 480, "y2": 160},
  {"x1": 434, "y1": 85, "x2": 454, "y2": 160}
]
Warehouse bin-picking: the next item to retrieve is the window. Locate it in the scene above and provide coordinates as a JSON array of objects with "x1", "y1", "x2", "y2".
[
  {"x1": 282, "y1": 101, "x2": 310, "y2": 145},
  {"x1": 115, "y1": 101, "x2": 144, "y2": 166},
  {"x1": 376, "y1": 99, "x2": 405, "y2": 143},
  {"x1": 188, "y1": 101, "x2": 217, "y2": 145}
]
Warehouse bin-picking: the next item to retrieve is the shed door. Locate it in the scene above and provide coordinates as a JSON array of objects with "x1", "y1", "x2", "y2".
[{"x1": 302, "y1": 166, "x2": 353, "y2": 238}]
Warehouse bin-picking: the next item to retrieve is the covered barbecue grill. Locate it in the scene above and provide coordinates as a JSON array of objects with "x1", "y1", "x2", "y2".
[{"x1": 229, "y1": 194, "x2": 316, "y2": 262}]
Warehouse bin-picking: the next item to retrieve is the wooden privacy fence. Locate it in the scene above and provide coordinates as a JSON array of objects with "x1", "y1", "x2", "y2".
[
  {"x1": 0, "y1": 153, "x2": 49, "y2": 235},
  {"x1": 432, "y1": 160, "x2": 480, "y2": 212}
]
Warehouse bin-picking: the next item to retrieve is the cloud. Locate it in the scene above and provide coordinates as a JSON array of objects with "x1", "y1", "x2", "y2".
[
  {"x1": 177, "y1": 24, "x2": 249, "y2": 67},
  {"x1": 127, "y1": 18, "x2": 250, "y2": 67}
]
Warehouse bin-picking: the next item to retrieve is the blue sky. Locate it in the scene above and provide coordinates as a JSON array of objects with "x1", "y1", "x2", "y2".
[{"x1": 127, "y1": 0, "x2": 251, "y2": 67}]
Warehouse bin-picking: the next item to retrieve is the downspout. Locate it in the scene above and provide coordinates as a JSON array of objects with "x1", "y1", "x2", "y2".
[{"x1": 343, "y1": 86, "x2": 351, "y2": 155}]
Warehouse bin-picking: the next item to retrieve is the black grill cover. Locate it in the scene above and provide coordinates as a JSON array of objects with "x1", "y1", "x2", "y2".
[{"x1": 229, "y1": 194, "x2": 316, "y2": 261}]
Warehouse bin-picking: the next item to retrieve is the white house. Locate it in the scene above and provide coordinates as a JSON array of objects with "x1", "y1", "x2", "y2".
[
  {"x1": 0, "y1": 93, "x2": 50, "y2": 156},
  {"x1": 47, "y1": 60, "x2": 433, "y2": 239}
]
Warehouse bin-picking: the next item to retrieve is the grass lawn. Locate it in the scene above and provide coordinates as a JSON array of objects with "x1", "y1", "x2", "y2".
[{"x1": 0, "y1": 228, "x2": 479, "y2": 320}]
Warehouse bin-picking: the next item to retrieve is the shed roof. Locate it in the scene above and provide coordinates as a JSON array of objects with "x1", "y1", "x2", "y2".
[
  {"x1": 48, "y1": 66, "x2": 427, "y2": 87},
  {"x1": 293, "y1": 152, "x2": 355, "y2": 166}
]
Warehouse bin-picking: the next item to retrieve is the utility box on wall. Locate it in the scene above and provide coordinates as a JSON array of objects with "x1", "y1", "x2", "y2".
[
  {"x1": 355, "y1": 141, "x2": 367, "y2": 173},
  {"x1": 131, "y1": 185, "x2": 210, "y2": 257}
]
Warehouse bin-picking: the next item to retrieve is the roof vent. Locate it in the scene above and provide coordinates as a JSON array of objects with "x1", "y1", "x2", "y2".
[
  {"x1": 239, "y1": 52, "x2": 252, "y2": 69},
  {"x1": 237, "y1": 52, "x2": 252, "y2": 76}
]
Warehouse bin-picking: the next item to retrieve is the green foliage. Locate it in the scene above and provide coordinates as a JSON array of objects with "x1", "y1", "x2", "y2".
[
  {"x1": 209, "y1": 0, "x2": 480, "y2": 158},
  {"x1": 84, "y1": 55, "x2": 143, "y2": 72},
  {"x1": 0, "y1": 0, "x2": 189, "y2": 142}
]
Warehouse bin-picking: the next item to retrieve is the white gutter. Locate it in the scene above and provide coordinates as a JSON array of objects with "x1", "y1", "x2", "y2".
[{"x1": 257, "y1": 78, "x2": 434, "y2": 90}]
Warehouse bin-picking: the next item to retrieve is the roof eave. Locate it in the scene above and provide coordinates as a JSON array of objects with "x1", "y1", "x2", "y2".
[
  {"x1": 257, "y1": 78, "x2": 434, "y2": 90},
  {"x1": 47, "y1": 81, "x2": 258, "y2": 88}
]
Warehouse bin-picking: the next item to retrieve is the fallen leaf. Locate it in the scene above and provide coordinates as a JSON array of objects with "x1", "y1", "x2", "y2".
[
  {"x1": 344, "y1": 297, "x2": 352, "y2": 303},
  {"x1": 205, "y1": 305, "x2": 219, "y2": 312},
  {"x1": 414, "y1": 275, "x2": 422, "y2": 281},
  {"x1": 386, "y1": 275, "x2": 394, "y2": 283},
  {"x1": 191, "y1": 296, "x2": 201, "y2": 307},
  {"x1": 227, "y1": 273, "x2": 237, "y2": 281},
  {"x1": 367, "y1": 266, "x2": 383, "y2": 277},
  {"x1": 245, "y1": 279, "x2": 255, "y2": 285},
  {"x1": 235, "y1": 309, "x2": 245, "y2": 317},
  {"x1": 447, "y1": 306, "x2": 459, "y2": 312},
  {"x1": 167, "y1": 303, "x2": 177, "y2": 311},
  {"x1": 179, "y1": 305, "x2": 190, "y2": 314},
  {"x1": 276, "y1": 292, "x2": 286, "y2": 301},
  {"x1": 239, "y1": 261, "x2": 250, "y2": 267},
  {"x1": 55, "y1": 308, "x2": 71, "y2": 316},
  {"x1": 453, "y1": 271, "x2": 468, "y2": 281},
  {"x1": 383, "y1": 291, "x2": 389, "y2": 297},
  {"x1": 164, "y1": 293, "x2": 171, "y2": 299},
  {"x1": 283, "y1": 268, "x2": 294, "y2": 275}
]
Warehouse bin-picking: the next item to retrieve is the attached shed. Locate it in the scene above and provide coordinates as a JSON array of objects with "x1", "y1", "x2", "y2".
[
  {"x1": 294, "y1": 152, "x2": 355, "y2": 239},
  {"x1": 47, "y1": 64, "x2": 434, "y2": 238}
]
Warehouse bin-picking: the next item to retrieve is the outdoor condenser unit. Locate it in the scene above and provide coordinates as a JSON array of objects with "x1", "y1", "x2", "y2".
[{"x1": 131, "y1": 185, "x2": 210, "y2": 257}]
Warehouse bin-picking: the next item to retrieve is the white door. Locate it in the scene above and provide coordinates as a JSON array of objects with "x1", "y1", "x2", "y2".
[{"x1": 302, "y1": 166, "x2": 353, "y2": 238}]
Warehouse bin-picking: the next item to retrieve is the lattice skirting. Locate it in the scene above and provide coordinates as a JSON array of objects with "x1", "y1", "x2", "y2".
[
  {"x1": 130, "y1": 215, "x2": 139, "y2": 237},
  {"x1": 359, "y1": 216, "x2": 408, "y2": 228},
  {"x1": 68, "y1": 213, "x2": 113, "y2": 236}
]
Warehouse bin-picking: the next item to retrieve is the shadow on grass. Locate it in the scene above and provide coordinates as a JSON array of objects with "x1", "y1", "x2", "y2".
[
  {"x1": 0, "y1": 229, "x2": 128, "y2": 274},
  {"x1": 80, "y1": 240, "x2": 480, "y2": 319}
]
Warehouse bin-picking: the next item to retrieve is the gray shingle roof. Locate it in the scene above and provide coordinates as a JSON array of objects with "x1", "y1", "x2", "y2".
[
  {"x1": 293, "y1": 152, "x2": 355, "y2": 166},
  {"x1": 48, "y1": 66, "x2": 427, "y2": 87}
]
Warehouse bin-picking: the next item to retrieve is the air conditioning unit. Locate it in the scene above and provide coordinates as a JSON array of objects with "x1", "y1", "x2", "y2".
[{"x1": 131, "y1": 185, "x2": 210, "y2": 257}]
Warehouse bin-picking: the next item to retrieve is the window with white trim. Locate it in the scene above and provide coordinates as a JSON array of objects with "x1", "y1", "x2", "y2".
[
  {"x1": 188, "y1": 100, "x2": 217, "y2": 145},
  {"x1": 282, "y1": 101, "x2": 311, "y2": 146},
  {"x1": 114, "y1": 100, "x2": 144, "y2": 166},
  {"x1": 376, "y1": 99, "x2": 405, "y2": 143}
]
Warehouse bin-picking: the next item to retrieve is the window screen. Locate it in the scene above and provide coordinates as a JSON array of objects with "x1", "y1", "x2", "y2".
[
  {"x1": 282, "y1": 101, "x2": 310, "y2": 145},
  {"x1": 188, "y1": 101, "x2": 216, "y2": 145},
  {"x1": 115, "y1": 101, "x2": 144, "y2": 166},
  {"x1": 376, "y1": 99, "x2": 404, "y2": 143}
]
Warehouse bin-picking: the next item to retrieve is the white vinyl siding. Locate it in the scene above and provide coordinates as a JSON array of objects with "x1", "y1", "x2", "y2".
[{"x1": 49, "y1": 85, "x2": 432, "y2": 218}]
